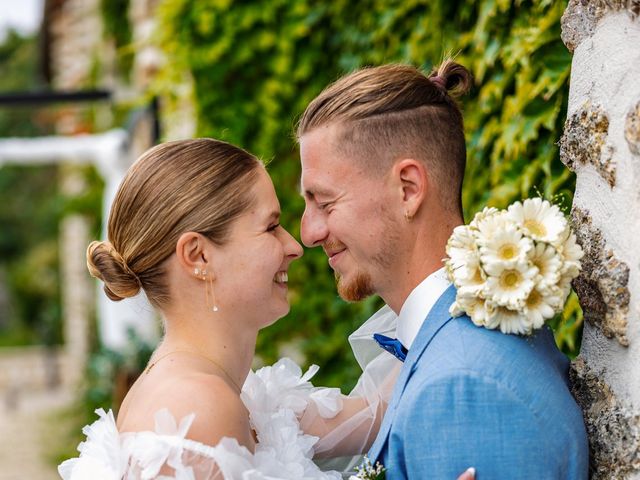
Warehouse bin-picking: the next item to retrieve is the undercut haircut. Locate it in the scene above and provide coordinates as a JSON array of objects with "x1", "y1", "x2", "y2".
[{"x1": 297, "y1": 60, "x2": 473, "y2": 216}]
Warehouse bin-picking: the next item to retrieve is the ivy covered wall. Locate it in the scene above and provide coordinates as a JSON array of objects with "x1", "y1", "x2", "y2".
[{"x1": 154, "y1": 0, "x2": 581, "y2": 388}]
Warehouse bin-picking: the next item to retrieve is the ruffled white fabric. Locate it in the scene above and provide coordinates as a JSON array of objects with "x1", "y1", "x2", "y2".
[
  {"x1": 59, "y1": 359, "x2": 345, "y2": 480},
  {"x1": 59, "y1": 311, "x2": 401, "y2": 480}
]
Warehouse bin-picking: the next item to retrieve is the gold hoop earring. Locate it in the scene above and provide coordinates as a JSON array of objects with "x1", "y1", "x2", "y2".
[{"x1": 404, "y1": 211, "x2": 413, "y2": 222}]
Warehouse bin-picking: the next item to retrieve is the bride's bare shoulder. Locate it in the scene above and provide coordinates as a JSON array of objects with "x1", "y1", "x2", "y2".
[{"x1": 118, "y1": 372, "x2": 253, "y2": 449}]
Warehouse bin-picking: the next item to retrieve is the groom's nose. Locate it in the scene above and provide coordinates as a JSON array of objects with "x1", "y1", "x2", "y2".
[{"x1": 300, "y1": 206, "x2": 328, "y2": 247}]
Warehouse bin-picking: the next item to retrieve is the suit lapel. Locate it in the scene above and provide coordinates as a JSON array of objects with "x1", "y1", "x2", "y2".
[{"x1": 368, "y1": 284, "x2": 458, "y2": 461}]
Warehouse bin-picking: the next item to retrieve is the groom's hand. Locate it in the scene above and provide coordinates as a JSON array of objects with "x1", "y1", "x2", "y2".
[{"x1": 457, "y1": 467, "x2": 476, "y2": 480}]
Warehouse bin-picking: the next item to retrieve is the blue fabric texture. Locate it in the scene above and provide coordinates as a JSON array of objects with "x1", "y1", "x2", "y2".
[{"x1": 368, "y1": 285, "x2": 589, "y2": 479}]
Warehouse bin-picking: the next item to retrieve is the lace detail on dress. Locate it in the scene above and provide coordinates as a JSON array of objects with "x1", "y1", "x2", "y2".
[{"x1": 58, "y1": 359, "x2": 343, "y2": 480}]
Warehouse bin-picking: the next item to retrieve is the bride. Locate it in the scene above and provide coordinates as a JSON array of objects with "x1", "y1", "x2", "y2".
[{"x1": 58, "y1": 138, "x2": 475, "y2": 479}]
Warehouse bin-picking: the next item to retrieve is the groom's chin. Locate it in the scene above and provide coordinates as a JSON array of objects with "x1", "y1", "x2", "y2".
[{"x1": 335, "y1": 271, "x2": 375, "y2": 302}]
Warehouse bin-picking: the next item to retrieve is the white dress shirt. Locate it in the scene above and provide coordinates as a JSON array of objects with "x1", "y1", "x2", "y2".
[
  {"x1": 347, "y1": 267, "x2": 452, "y2": 369},
  {"x1": 396, "y1": 267, "x2": 451, "y2": 349}
]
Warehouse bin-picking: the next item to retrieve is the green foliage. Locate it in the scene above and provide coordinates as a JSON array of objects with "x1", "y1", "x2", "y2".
[
  {"x1": 0, "y1": 30, "x2": 51, "y2": 137},
  {"x1": 155, "y1": 0, "x2": 580, "y2": 389},
  {"x1": 51, "y1": 329, "x2": 155, "y2": 462},
  {"x1": 0, "y1": 32, "x2": 104, "y2": 347},
  {"x1": 83, "y1": 329, "x2": 155, "y2": 411},
  {"x1": 100, "y1": 0, "x2": 133, "y2": 79},
  {"x1": 0, "y1": 164, "x2": 64, "y2": 346}
]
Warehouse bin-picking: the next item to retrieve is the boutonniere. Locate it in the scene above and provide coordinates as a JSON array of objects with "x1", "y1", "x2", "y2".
[
  {"x1": 349, "y1": 455, "x2": 386, "y2": 479},
  {"x1": 445, "y1": 198, "x2": 583, "y2": 335}
]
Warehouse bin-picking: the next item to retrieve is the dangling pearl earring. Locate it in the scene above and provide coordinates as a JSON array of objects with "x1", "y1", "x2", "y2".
[
  {"x1": 195, "y1": 267, "x2": 219, "y2": 312},
  {"x1": 207, "y1": 274, "x2": 219, "y2": 312}
]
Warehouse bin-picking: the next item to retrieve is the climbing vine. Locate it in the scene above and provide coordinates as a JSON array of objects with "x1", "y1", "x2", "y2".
[{"x1": 155, "y1": 0, "x2": 579, "y2": 388}]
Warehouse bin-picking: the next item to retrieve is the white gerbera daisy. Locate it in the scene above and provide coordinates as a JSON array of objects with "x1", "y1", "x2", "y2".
[
  {"x1": 488, "y1": 306, "x2": 532, "y2": 335},
  {"x1": 528, "y1": 242, "x2": 562, "y2": 291},
  {"x1": 523, "y1": 287, "x2": 557, "y2": 330},
  {"x1": 479, "y1": 222, "x2": 532, "y2": 267},
  {"x1": 449, "y1": 299, "x2": 465, "y2": 317},
  {"x1": 458, "y1": 269, "x2": 486, "y2": 297},
  {"x1": 448, "y1": 252, "x2": 485, "y2": 296},
  {"x1": 555, "y1": 273, "x2": 574, "y2": 302},
  {"x1": 469, "y1": 206, "x2": 500, "y2": 229},
  {"x1": 450, "y1": 292, "x2": 495, "y2": 328},
  {"x1": 506, "y1": 198, "x2": 568, "y2": 245},
  {"x1": 473, "y1": 210, "x2": 509, "y2": 241},
  {"x1": 445, "y1": 225, "x2": 477, "y2": 274},
  {"x1": 558, "y1": 231, "x2": 584, "y2": 277},
  {"x1": 484, "y1": 261, "x2": 538, "y2": 309}
]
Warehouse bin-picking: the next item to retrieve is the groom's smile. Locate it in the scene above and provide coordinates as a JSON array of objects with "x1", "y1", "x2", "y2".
[{"x1": 324, "y1": 241, "x2": 347, "y2": 269}]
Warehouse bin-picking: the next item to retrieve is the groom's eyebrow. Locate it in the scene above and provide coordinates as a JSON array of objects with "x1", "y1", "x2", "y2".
[{"x1": 298, "y1": 183, "x2": 333, "y2": 200}]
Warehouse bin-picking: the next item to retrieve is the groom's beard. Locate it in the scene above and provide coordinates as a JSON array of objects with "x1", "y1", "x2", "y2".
[{"x1": 335, "y1": 270, "x2": 375, "y2": 302}]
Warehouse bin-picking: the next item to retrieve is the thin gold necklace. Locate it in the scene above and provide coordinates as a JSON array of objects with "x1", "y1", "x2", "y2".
[{"x1": 145, "y1": 349, "x2": 243, "y2": 394}]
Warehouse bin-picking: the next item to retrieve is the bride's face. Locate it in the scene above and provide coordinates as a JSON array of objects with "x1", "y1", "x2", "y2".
[{"x1": 212, "y1": 168, "x2": 303, "y2": 326}]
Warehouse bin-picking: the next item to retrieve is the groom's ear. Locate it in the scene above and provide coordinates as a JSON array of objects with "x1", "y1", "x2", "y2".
[{"x1": 392, "y1": 158, "x2": 428, "y2": 218}]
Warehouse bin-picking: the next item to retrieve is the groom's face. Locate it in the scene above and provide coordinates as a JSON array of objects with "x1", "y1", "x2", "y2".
[{"x1": 299, "y1": 125, "x2": 400, "y2": 301}]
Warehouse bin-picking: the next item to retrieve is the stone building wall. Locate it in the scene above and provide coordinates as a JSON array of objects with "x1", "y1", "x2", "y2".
[
  {"x1": 560, "y1": 1, "x2": 640, "y2": 477},
  {"x1": 46, "y1": 0, "x2": 106, "y2": 385},
  {"x1": 42, "y1": 0, "x2": 194, "y2": 358},
  {"x1": 44, "y1": 0, "x2": 167, "y2": 375}
]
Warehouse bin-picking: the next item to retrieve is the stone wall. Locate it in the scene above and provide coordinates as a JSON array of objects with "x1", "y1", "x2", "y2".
[
  {"x1": 560, "y1": 1, "x2": 640, "y2": 477},
  {"x1": 46, "y1": 0, "x2": 106, "y2": 386}
]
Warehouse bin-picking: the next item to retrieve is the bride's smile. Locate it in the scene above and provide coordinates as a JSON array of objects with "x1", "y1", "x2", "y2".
[{"x1": 205, "y1": 166, "x2": 303, "y2": 327}]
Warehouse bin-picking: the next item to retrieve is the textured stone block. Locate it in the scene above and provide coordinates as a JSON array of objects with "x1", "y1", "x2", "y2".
[
  {"x1": 571, "y1": 207, "x2": 630, "y2": 346},
  {"x1": 560, "y1": 102, "x2": 616, "y2": 188},
  {"x1": 571, "y1": 357, "x2": 640, "y2": 479}
]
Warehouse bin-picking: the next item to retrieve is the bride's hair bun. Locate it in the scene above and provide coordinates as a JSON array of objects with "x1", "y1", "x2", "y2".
[
  {"x1": 87, "y1": 240, "x2": 141, "y2": 301},
  {"x1": 87, "y1": 139, "x2": 261, "y2": 308},
  {"x1": 428, "y1": 59, "x2": 473, "y2": 98}
]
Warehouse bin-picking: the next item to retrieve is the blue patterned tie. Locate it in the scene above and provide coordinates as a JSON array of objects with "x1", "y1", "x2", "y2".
[{"x1": 373, "y1": 333, "x2": 408, "y2": 362}]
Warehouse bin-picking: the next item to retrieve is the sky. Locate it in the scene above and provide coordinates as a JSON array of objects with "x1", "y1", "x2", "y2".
[{"x1": 0, "y1": 0, "x2": 44, "y2": 42}]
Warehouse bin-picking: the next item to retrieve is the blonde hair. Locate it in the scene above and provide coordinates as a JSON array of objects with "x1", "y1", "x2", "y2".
[
  {"x1": 87, "y1": 138, "x2": 261, "y2": 308},
  {"x1": 297, "y1": 60, "x2": 472, "y2": 215}
]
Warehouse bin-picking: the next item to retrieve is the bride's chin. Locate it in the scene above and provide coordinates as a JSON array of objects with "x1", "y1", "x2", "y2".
[{"x1": 261, "y1": 306, "x2": 290, "y2": 329}]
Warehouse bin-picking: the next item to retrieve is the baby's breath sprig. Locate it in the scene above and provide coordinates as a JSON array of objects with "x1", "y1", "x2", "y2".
[{"x1": 349, "y1": 455, "x2": 386, "y2": 480}]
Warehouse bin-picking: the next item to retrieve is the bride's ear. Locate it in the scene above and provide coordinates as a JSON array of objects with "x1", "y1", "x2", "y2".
[{"x1": 175, "y1": 232, "x2": 213, "y2": 278}]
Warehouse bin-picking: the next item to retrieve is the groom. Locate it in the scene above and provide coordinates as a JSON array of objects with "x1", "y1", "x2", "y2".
[{"x1": 297, "y1": 63, "x2": 588, "y2": 478}]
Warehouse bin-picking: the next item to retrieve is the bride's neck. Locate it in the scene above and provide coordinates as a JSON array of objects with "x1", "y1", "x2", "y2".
[{"x1": 159, "y1": 308, "x2": 258, "y2": 393}]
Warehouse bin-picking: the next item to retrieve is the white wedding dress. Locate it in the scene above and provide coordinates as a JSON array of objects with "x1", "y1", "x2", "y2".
[{"x1": 59, "y1": 307, "x2": 400, "y2": 480}]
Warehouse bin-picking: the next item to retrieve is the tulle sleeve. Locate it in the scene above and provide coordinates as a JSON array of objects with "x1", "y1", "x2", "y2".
[
  {"x1": 59, "y1": 385, "x2": 344, "y2": 480},
  {"x1": 299, "y1": 306, "x2": 402, "y2": 470},
  {"x1": 58, "y1": 308, "x2": 400, "y2": 480},
  {"x1": 58, "y1": 408, "x2": 227, "y2": 480}
]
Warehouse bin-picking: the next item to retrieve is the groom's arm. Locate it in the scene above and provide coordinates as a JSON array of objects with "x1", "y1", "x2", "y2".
[{"x1": 392, "y1": 371, "x2": 554, "y2": 479}]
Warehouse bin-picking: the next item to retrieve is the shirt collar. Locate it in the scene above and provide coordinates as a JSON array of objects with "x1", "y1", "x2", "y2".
[{"x1": 396, "y1": 267, "x2": 451, "y2": 349}]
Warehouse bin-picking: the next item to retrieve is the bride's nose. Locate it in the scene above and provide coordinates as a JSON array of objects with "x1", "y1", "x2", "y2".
[{"x1": 283, "y1": 229, "x2": 303, "y2": 261}]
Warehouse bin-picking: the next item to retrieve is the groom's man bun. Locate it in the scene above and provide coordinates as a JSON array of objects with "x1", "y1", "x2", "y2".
[{"x1": 297, "y1": 59, "x2": 472, "y2": 216}]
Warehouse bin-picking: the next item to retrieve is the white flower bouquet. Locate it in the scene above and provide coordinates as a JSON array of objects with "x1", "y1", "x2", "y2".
[{"x1": 445, "y1": 198, "x2": 584, "y2": 335}]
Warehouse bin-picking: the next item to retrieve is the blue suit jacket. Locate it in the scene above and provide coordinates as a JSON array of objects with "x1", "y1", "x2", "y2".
[{"x1": 368, "y1": 285, "x2": 589, "y2": 479}]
